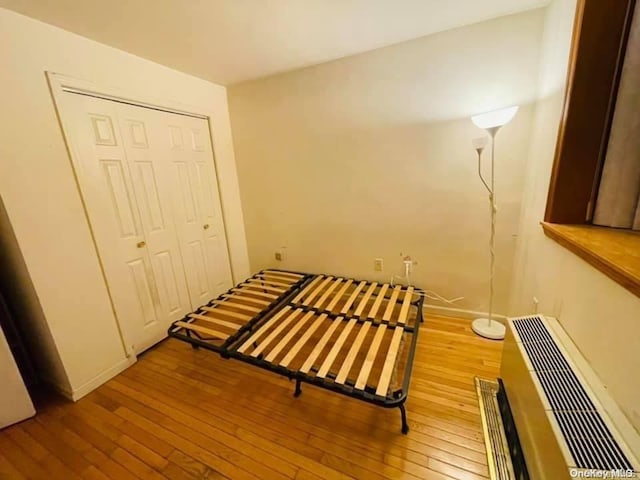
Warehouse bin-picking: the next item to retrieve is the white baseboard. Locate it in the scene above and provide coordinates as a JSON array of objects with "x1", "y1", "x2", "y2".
[
  {"x1": 423, "y1": 304, "x2": 507, "y2": 323},
  {"x1": 48, "y1": 356, "x2": 136, "y2": 401}
]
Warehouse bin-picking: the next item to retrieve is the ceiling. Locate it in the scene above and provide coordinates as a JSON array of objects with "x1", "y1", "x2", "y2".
[{"x1": 0, "y1": 0, "x2": 549, "y2": 85}]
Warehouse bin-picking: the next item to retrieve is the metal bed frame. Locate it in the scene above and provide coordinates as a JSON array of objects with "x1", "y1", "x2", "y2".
[{"x1": 168, "y1": 269, "x2": 424, "y2": 434}]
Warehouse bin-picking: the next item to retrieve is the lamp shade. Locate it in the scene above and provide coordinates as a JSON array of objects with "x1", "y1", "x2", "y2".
[{"x1": 471, "y1": 106, "x2": 519, "y2": 129}]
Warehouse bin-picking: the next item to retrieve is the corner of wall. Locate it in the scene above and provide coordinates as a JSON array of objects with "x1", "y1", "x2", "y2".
[
  {"x1": 210, "y1": 87, "x2": 252, "y2": 282},
  {"x1": 0, "y1": 195, "x2": 72, "y2": 393},
  {"x1": 509, "y1": 0, "x2": 577, "y2": 317}
]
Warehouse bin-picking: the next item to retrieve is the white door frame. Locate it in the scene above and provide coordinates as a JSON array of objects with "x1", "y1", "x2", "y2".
[{"x1": 47, "y1": 72, "x2": 235, "y2": 357}]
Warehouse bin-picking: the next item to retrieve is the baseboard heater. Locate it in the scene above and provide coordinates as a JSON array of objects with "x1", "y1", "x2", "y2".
[{"x1": 478, "y1": 315, "x2": 640, "y2": 480}]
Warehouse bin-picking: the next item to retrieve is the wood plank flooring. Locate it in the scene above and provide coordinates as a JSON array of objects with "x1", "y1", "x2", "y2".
[{"x1": 0, "y1": 314, "x2": 502, "y2": 479}]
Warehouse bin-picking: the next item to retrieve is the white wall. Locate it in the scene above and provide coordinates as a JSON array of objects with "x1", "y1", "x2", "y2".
[
  {"x1": 229, "y1": 10, "x2": 544, "y2": 317},
  {"x1": 511, "y1": 0, "x2": 640, "y2": 433},
  {"x1": 0, "y1": 7, "x2": 250, "y2": 398}
]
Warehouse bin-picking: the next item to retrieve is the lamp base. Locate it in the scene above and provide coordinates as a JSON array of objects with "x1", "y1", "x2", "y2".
[{"x1": 471, "y1": 318, "x2": 505, "y2": 340}]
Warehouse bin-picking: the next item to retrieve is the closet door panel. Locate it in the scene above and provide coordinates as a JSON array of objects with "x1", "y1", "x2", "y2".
[
  {"x1": 164, "y1": 124, "x2": 212, "y2": 306},
  {"x1": 100, "y1": 159, "x2": 138, "y2": 237},
  {"x1": 187, "y1": 240, "x2": 210, "y2": 298},
  {"x1": 175, "y1": 161, "x2": 198, "y2": 224},
  {"x1": 62, "y1": 94, "x2": 162, "y2": 354},
  {"x1": 117, "y1": 106, "x2": 192, "y2": 322},
  {"x1": 162, "y1": 115, "x2": 232, "y2": 306},
  {"x1": 127, "y1": 258, "x2": 158, "y2": 327},
  {"x1": 153, "y1": 250, "x2": 183, "y2": 314},
  {"x1": 135, "y1": 161, "x2": 164, "y2": 231},
  {"x1": 186, "y1": 119, "x2": 233, "y2": 294},
  {"x1": 204, "y1": 232, "x2": 227, "y2": 292}
]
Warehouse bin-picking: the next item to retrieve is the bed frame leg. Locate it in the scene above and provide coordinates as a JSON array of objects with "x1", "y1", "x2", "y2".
[
  {"x1": 399, "y1": 404, "x2": 409, "y2": 434},
  {"x1": 185, "y1": 331, "x2": 199, "y2": 349},
  {"x1": 293, "y1": 379, "x2": 302, "y2": 398}
]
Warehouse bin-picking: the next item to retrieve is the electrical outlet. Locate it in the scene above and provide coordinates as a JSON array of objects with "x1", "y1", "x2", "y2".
[
  {"x1": 275, "y1": 247, "x2": 287, "y2": 262},
  {"x1": 402, "y1": 255, "x2": 416, "y2": 274},
  {"x1": 533, "y1": 296, "x2": 539, "y2": 314},
  {"x1": 374, "y1": 258, "x2": 383, "y2": 272}
]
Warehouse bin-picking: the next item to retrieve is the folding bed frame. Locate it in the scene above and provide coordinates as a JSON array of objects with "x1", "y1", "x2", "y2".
[{"x1": 168, "y1": 269, "x2": 424, "y2": 433}]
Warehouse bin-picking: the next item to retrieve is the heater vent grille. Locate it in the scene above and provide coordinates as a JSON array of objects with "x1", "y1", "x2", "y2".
[
  {"x1": 512, "y1": 316, "x2": 635, "y2": 471},
  {"x1": 521, "y1": 339, "x2": 571, "y2": 371},
  {"x1": 511, "y1": 315, "x2": 554, "y2": 343},
  {"x1": 554, "y1": 410, "x2": 633, "y2": 471},
  {"x1": 536, "y1": 369, "x2": 595, "y2": 411}
]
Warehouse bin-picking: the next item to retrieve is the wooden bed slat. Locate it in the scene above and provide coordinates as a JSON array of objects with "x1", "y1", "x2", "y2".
[
  {"x1": 302, "y1": 276, "x2": 334, "y2": 306},
  {"x1": 340, "y1": 281, "x2": 367, "y2": 314},
  {"x1": 397, "y1": 287, "x2": 414, "y2": 325},
  {"x1": 335, "y1": 323, "x2": 371, "y2": 385},
  {"x1": 174, "y1": 321, "x2": 229, "y2": 341},
  {"x1": 209, "y1": 300, "x2": 261, "y2": 314},
  {"x1": 279, "y1": 314, "x2": 328, "y2": 368},
  {"x1": 367, "y1": 284, "x2": 389, "y2": 320},
  {"x1": 187, "y1": 313, "x2": 240, "y2": 330},
  {"x1": 292, "y1": 275, "x2": 324, "y2": 303},
  {"x1": 376, "y1": 327, "x2": 404, "y2": 397},
  {"x1": 222, "y1": 293, "x2": 270, "y2": 306},
  {"x1": 299, "y1": 317, "x2": 342, "y2": 374},
  {"x1": 355, "y1": 325, "x2": 387, "y2": 390},
  {"x1": 200, "y1": 306, "x2": 252, "y2": 321},
  {"x1": 255, "y1": 275, "x2": 296, "y2": 288},
  {"x1": 257, "y1": 273, "x2": 297, "y2": 284},
  {"x1": 325, "y1": 279, "x2": 353, "y2": 311},
  {"x1": 263, "y1": 270, "x2": 303, "y2": 279},
  {"x1": 250, "y1": 309, "x2": 303, "y2": 358},
  {"x1": 232, "y1": 287, "x2": 278, "y2": 299},
  {"x1": 237, "y1": 306, "x2": 293, "y2": 353},
  {"x1": 241, "y1": 282, "x2": 286, "y2": 294},
  {"x1": 247, "y1": 277, "x2": 291, "y2": 288},
  {"x1": 353, "y1": 282, "x2": 378, "y2": 317},
  {"x1": 264, "y1": 311, "x2": 314, "y2": 362},
  {"x1": 313, "y1": 278, "x2": 342, "y2": 310},
  {"x1": 316, "y1": 318, "x2": 357, "y2": 378},
  {"x1": 382, "y1": 285, "x2": 402, "y2": 321}
]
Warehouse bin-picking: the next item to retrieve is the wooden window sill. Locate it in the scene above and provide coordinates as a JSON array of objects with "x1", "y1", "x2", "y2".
[{"x1": 541, "y1": 222, "x2": 640, "y2": 298}]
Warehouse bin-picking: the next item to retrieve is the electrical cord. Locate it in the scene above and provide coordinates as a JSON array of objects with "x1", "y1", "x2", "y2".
[
  {"x1": 390, "y1": 263, "x2": 465, "y2": 305},
  {"x1": 421, "y1": 290, "x2": 464, "y2": 304}
]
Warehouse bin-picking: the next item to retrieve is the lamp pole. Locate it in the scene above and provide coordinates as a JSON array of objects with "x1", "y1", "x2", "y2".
[
  {"x1": 470, "y1": 106, "x2": 518, "y2": 340},
  {"x1": 474, "y1": 134, "x2": 498, "y2": 330},
  {"x1": 487, "y1": 127, "x2": 498, "y2": 329}
]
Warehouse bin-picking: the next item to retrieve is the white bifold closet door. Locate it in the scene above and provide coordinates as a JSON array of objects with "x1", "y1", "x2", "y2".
[
  {"x1": 162, "y1": 111, "x2": 232, "y2": 306},
  {"x1": 61, "y1": 92, "x2": 232, "y2": 354}
]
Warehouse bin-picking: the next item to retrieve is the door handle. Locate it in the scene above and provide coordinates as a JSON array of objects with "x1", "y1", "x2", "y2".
[
  {"x1": 136, "y1": 241, "x2": 146, "y2": 248},
  {"x1": 203, "y1": 224, "x2": 210, "y2": 230}
]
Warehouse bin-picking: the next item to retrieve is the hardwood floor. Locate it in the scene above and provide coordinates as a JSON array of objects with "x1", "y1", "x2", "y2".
[{"x1": 0, "y1": 314, "x2": 502, "y2": 480}]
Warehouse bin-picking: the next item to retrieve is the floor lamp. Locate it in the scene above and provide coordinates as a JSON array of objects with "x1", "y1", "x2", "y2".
[{"x1": 470, "y1": 105, "x2": 518, "y2": 340}]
